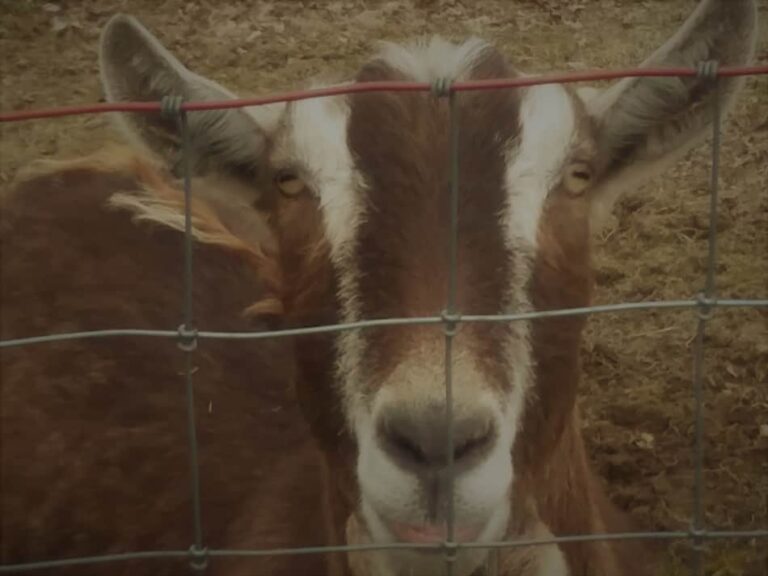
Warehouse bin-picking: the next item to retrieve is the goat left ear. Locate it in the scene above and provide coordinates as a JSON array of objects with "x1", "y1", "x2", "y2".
[
  {"x1": 582, "y1": 0, "x2": 757, "y2": 226},
  {"x1": 99, "y1": 14, "x2": 283, "y2": 177}
]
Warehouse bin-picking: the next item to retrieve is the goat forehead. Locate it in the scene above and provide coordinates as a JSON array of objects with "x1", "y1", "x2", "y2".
[
  {"x1": 343, "y1": 74, "x2": 521, "y2": 320},
  {"x1": 278, "y1": 39, "x2": 498, "y2": 270},
  {"x1": 373, "y1": 36, "x2": 491, "y2": 83},
  {"x1": 280, "y1": 43, "x2": 581, "y2": 294}
]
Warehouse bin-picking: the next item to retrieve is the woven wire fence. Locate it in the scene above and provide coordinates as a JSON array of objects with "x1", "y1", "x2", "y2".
[{"x1": 1, "y1": 62, "x2": 768, "y2": 576}]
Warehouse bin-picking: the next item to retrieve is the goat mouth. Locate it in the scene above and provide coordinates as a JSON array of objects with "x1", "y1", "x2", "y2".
[{"x1": 388, "y1": 521, "x2": 482, "y2": 544}]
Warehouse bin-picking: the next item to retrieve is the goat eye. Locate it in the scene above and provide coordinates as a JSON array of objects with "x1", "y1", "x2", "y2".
[
  {"x1": 563, "y1": 162, "x2": 592, "y2": 196},
  {"x1": 275, "y1": 171, "x2": 305, "y2": 197}
]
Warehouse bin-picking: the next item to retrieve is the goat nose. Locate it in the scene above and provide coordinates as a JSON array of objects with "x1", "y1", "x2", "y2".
[{"x1": 376, "y1": 404, "x2": 496, "y2": 470}]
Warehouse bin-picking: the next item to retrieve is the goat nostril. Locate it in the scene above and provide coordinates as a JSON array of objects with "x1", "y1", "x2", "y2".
[
  {"x1": 389, "y1": 431, "x2": 427, "y2": 465},
  {"x1": 453, "y1": 428, "x2": 492, "y2": 462},
  {"x1": 378, "y1": 409, "x2": 496, "y2": 469}
]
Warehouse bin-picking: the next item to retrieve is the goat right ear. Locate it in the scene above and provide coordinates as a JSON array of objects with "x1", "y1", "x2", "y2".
[
  {"x1": 99, "y1": 14, "x2": 283, "y2": 175},
  {"x1": 581, "y1": 0, "x2": 757, "y2": 228}
]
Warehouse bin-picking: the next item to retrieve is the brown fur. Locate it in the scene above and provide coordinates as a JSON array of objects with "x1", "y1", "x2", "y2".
[{"x1": 0, "y1": 152, "x2": 335, "y2": 575}]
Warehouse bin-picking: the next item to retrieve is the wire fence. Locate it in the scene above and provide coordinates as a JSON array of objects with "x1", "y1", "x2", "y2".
[{"x1": 1, "y1": 61, "x2": 768, "y2": 576}]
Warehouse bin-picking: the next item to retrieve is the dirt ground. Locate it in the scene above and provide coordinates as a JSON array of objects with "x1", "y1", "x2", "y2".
[{"x1": 1, "y1": 0, "x2": 766, "y2": 574}]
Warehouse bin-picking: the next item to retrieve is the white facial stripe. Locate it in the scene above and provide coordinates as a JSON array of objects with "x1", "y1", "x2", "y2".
[
  {"x1": 280, "y1": 90, "x2": 368, "y2": 430},
  {"x1": 500, "y1": 83, "x2": 577, "y2": 438},
  {"x1": 505, "y1": 83, "x2": 576, "y2": 251},
  {"x1": 287, "y1": 91, "x2": 362, "y2": 264}
]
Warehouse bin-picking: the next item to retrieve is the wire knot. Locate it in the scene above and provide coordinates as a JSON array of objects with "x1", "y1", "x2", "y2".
[
  {"x1": 161, "y1": 94, "x2": 184, "y2": 120},
  {"x1": 177, "y1": 324, "x2": 198, "y2": 352},
  {"x1": 441, "y1": 310, "x2": 461, "y2": 337},
  {"x1": 431, "y1": 77, "x2": 453, "y2": 98},
  {"x1": 441, "y1": 539, "x2": 459, "y2": 562},
  {"x1": 695, "y1": 293, "x2": 716, "y2": 321},
  {"x1": 696, "y1": 60, "x2": 719, "y2": 83},
  {"x1": 188, "y1": 545, "x2": 209, "y2": 572},
  {"x1": 688, "y1": 527, "x2": 707, "y2": 551}
]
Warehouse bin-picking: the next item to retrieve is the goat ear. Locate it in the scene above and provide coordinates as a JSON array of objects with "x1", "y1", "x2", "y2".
[
  {"x1": 99, "y1": 14, "x2": 283, "y2": 175},
  {"x1": 583, "y1": 0, "x2": 757, "y2": 226}
]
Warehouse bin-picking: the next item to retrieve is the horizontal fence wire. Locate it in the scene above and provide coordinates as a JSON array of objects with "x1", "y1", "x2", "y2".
[
  {"x1": 1, "y1": 65, "x2": 767, "y2": 122},
  {"x1": 1, "y1": 299, "x2": 767, "y2": 350},
  {"x1": 2, "y1": 531, "x2": 768, "y2": 574},
  {"x1": 1, "y1": 62, "x2": 767, "y2": 575}
]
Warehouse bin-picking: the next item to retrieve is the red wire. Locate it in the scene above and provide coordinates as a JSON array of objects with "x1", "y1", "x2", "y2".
[{"x1": 1, "y1": 65, "x2": 766, "y2": 123}]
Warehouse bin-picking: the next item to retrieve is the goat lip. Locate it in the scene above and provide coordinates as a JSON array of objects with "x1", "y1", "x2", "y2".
[{"x1": 388, "y1": 522, "x2": 480, "y2": 544}]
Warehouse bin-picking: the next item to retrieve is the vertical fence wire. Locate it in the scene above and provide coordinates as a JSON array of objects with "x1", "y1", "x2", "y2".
[
  {"x1": 689, "y1": 63, "x2": 722, "y2": 576},
  {"x1": 171, "y1": 102, "x2": 207, "y2": 571},
  {"x1": 442, "y1": 82, "x2": 461, "y2": 576}
]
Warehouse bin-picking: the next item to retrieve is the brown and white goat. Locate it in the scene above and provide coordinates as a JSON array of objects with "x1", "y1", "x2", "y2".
[{"x1": 2, "y1": 0, "x2": 757, "y2": 575}]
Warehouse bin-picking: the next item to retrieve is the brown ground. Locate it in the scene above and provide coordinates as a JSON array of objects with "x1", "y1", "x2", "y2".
[{"x1": 1, "y1": 0, "x2": 766, "y2": 575}]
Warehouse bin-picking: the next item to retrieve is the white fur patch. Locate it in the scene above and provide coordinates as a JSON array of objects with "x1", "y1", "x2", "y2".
[
  {"x1": 353, "y1": 350, "x2": 514, "y2": 576},
  {"x1": 275, "y1": 91, "x2": 365, "y2": 322},
  {"x1": 285, "y1": 92, "x2": 362, "y2": 264},
  {"x1": 499, "y1": 83, "x2": 577, "y2": 438},
  {"x1": 504, "y1": 84, "x2": 576, "y2": 251},
  {"x1": 375, "y1": 36, "x2": 490, "y2": 83}
]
